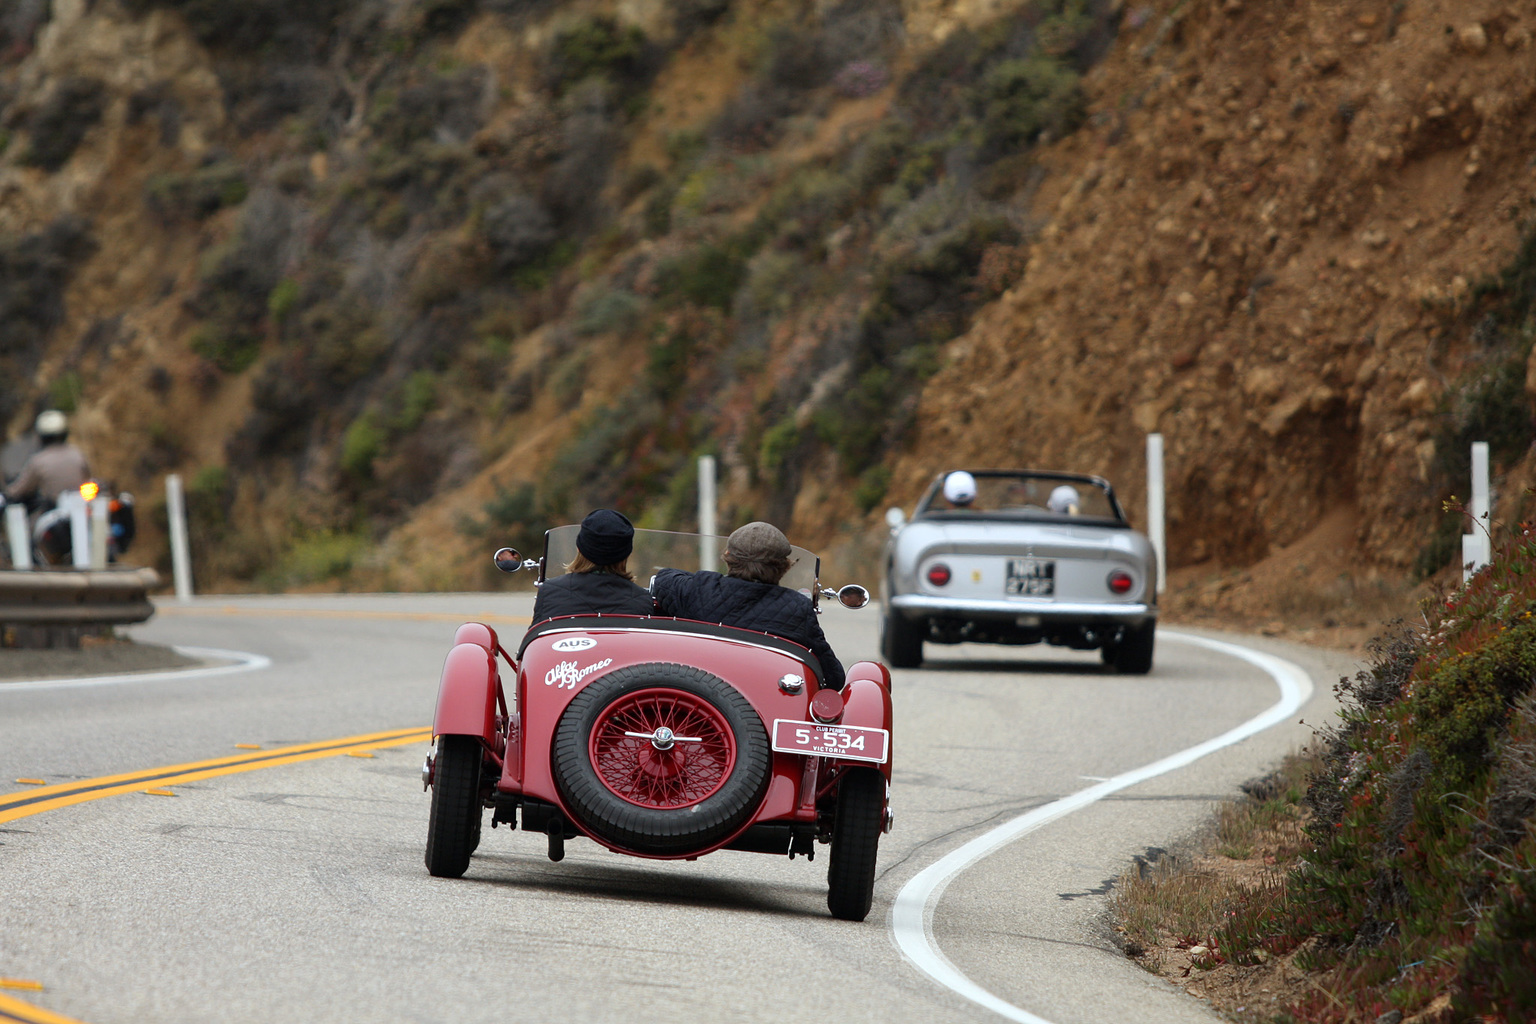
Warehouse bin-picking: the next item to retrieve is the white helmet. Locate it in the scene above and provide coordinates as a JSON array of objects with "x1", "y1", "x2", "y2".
[
  {"x1": 942, "y1": 471, "x2": 977, "y2": 506},
  {"x1": 35, "y1": 410, "x2": 68, "y2": 440},
  {"x1": 1047, "y1": 485, "x2": 1081, "y2": 513}
]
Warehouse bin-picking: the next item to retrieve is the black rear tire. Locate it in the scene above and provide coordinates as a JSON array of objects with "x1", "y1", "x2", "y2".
[
  {"x1": 424, "y1": 734, "x2": 484, "y2": 878},
  {"x1": 552, "y1": 663, "x2": 771, "y2": 856},
  {"x1": 827, "y1": 767, "x2": 885, "y2": 921},
  {"x1": 881, "y1": 608, "x2": 923, "y2": 669},
  {"x1": 1104, "y1": 623, "x2": 1156, "y2": 675}
]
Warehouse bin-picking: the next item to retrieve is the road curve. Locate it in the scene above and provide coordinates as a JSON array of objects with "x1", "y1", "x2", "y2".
[{"x1": 0, "y1": 594, "x2": 1354, "y2": 1024}]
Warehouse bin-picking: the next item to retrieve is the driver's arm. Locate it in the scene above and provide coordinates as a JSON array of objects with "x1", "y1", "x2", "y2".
[
  {"x1": 3, "y1": 461, "x2": 39, "y2": 501},
  {"x1": 803, "y1": 615, "x2": 846, "y2": 691}
]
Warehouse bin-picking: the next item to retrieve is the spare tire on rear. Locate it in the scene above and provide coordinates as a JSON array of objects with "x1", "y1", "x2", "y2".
[{"x1": 551, "y1": 662, "x2": 772, "y2": 856}]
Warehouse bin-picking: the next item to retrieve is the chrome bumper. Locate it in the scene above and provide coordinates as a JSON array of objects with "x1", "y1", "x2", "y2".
[{"x1": 888, "y1": 594, "x2": 1155, "y2": 622}]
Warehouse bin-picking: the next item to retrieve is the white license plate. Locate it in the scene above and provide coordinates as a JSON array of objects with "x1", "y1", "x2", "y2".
[
  {"x1": 1006, "y1": 558, "x2": 1055, "y2": 596},
  {"x1": 772, "y1": 719, "x2": 889, "y2": 764}
]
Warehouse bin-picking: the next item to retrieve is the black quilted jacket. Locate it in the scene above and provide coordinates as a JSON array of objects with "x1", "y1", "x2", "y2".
[
  {"x1": 650, "y1": 568, "x2": 846, "y2": 691},
  {"x1": 531, "y1": 571, "x2": 655, "y2": 623}
]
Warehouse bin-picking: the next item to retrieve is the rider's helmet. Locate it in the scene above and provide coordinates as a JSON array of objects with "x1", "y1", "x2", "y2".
[
  {"x1": 35, "y1": 410, "x2": 68, "y2": 443},
  {"x1": 942, "y1": 471, "x2": 977, "y2": 507},
  {"x1": 1047, "y1": 484, "x2": 1081, "y2": 514}
]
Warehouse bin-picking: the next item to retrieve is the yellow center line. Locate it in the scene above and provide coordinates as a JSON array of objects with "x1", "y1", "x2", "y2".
[
  {"x1": 152, "y1": 605, "x2": 530, "y2": 626},
  {"x1": 0, "y1": 727, "x2": 432, "y2": 824},
  {"x1": 1, "y1": 727, "x2": 438, "y2": 1023},
  {"x1": 0, "y1": 991, "x2": 87, "y2": 1024}
]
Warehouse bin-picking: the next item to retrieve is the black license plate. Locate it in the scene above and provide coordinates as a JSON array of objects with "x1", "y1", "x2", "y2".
[{"x1": 1006, "y1": 558, "x2": 1055, "y2": 596}]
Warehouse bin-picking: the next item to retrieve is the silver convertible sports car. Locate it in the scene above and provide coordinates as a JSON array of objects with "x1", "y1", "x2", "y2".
[{"x1": 880, "y1": 469, "x2": 1158, "y2": 673}]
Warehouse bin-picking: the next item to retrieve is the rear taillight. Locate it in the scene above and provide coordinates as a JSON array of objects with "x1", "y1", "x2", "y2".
[
  {"x1": 1107, "y1": 569, "x2": 1134, "y2": 595},
  {"x1": 926, "y1": 563, "x2": 952, "y2": 587}
]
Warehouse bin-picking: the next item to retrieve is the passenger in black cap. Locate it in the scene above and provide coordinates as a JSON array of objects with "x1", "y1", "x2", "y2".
[{"x1": 530, "y1": 509, "x2": 655, "y2": 624}]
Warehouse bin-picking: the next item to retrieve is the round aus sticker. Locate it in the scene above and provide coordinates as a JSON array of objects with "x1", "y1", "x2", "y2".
[{"x1": 551, "y1": 637, "x2": 597, "y2": 652}]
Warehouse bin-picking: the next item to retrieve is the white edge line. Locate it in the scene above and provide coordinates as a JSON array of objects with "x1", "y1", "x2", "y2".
[
  {"x1": 889, "y1": 629, "x2": 1316, "y2": 1024},
  {"x1": 0, "y1": 646, "x2": 272, "y2": 693}
]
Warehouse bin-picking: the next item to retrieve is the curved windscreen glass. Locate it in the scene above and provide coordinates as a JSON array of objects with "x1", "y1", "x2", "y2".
[
  {"x1": 541, "y1": 526, "x2": 821, "y2": 595},
  {"x1": 915, "y1": 472, "x2": 1122, "y2": 522}
]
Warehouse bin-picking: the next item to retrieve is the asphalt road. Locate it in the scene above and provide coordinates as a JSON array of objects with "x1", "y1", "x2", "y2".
[{"x1": 0, "y1": 594, "x2": 1356, "y2": 1024}]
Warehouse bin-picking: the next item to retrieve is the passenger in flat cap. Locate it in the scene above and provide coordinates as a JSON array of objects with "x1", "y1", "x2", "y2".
[
  {"x1": 530, "y1": 509, "x2": 655, "y2": 624},
  {"x1": 650, "y1": 521, "x2": 845, "y2": 690}
]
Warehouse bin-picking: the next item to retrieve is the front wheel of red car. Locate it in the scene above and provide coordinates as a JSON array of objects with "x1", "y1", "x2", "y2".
[
  {"x1": 552, "y1": 663, "x2": 771, "y2": 856},
  {"x1": 424, "y1": 734, "x2": 484, "y2": 878},
  {"x1": 827, "y1": 767, "x2": 885, "y2": 921}
]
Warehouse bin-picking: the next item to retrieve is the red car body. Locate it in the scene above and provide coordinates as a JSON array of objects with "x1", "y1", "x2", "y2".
[{"x1": 426, "y1": 579, "x2": 894, "y2": 920}]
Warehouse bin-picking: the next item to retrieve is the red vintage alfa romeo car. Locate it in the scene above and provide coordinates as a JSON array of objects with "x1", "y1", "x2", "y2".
[{"x1": 423, "y1": 526, "x2": 894, "y2": 921}]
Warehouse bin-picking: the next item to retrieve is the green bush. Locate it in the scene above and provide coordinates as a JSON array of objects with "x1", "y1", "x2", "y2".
[
  {"x1": 47, "y1": 371, "x2": 82, "y2": 413},
  {"x1": 545, "y1": 17, "x2": 655, "y2": 96},
  {"x1": 393, "y1": 372, "x2": 438, "y2": 433},
  {"x1": 145, "y1": 163, "x2": 249, "y2": 221},
  {"x1": 120, "y1": 0, "x2": 349, "y2": 51},
  {"x1": 574, "y1": 288, "x2": 643, "y2": 337},
  {"x1": 340, "y1": 412, "x2": 385, "y2": 480},
  {"x1": 264, "y1": 529, "x2": 368, "y2": 589},
  {"x1": 654, "y1": 236, "x2": 757, "y2": 310},
  {"x1": 20, "y1": 77, "x2": 105, "y2": 171},
  {"x1": 267, "y1": 279, "x2": 299, "y2": 321},
  {"x1": 189, "y1": 324, "x2": 261, "y2": 374}
]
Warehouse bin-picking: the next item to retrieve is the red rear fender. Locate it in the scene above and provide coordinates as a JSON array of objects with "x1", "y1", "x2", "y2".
[
  {"x1": 453, "y1": 622, "x2": 499, "y2": 651},
  {"x1": 433, "y1": 642, "x2": 501, "y2": 742},
  {"x1": 841, "y1": 661, "x2": 893, "y2": 781}
]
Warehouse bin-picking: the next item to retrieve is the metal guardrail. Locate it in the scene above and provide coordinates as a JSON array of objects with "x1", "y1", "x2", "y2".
[{"x1": 0, "y1": 567, "x2": 160, "y2": 626}]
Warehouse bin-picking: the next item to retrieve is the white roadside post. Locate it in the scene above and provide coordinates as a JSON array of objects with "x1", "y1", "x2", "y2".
[
  {"x1": 5, "y1": 503, "x2": 31, "y2": 569},
  {"x1": 89, "y1": 496, "x2": 110, "y2": 569},
  {"x1": 698, "y1": 455, "x2": 718, "y2": 571},
  {"x1": 1463, "y1": 441, "x2": 1491, "y2": 583},
  {"x1": 165, "y1": 473, "x2": 194, "y2": 601},
  {"x1": 1146, "y1": 433, "x2": 1167, "y2": 596},
  {"x1": 68, "y1": 492, "x2": 91, "y2": 569}
]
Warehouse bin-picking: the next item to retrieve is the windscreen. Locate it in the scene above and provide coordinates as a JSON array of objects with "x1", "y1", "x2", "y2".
[
  {"x1": 541, "y1": 526, "x2": 821, "y2": 595},
  {"x1": 917, "y1": 473, "x2": 1121, "y2": 522}
]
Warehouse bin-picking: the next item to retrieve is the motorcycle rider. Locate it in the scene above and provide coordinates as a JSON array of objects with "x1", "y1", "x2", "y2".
[
  {"x1": 530, "y1": 508, "x2": 655, "y2": 623},
  {"x1": 3, "y1": 410, "x2": 90, "y2": 513},
  {"x1": 650, "y1": 521, "x2": 846, "y2": 691}
]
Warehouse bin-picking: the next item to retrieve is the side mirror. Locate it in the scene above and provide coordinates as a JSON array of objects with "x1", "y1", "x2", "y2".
[
  {"x1": 836, "y1": 584, "x2": 870, "y2": 610},
  {"x1": 493, "y1": 547, "x2": 525, "y2": 574},
  {"x1": 885, "y1": 506, "x2": 906, "y2": 530}
]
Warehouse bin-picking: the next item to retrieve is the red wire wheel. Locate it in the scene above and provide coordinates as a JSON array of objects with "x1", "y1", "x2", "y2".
[
  {"x1": 553, "y1": 662, "x2": 772, "y2": 856},
  {"x1": 589, "y1": 687, "x2": 737, "y2": 808}
]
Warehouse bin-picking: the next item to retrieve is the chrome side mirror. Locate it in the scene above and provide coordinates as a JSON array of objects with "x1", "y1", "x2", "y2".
[
  {"x1": 493, "y1": 547, "x2": 534, "y2": 574},
  {"x1": 818, "y1": 584, "x2": 870, "y2": 610},
  {"x1": 885, "y1": 506, "x2": 906, "y2": 530},
  {"x1": 837, "y1": 584, "x2": 870, "y2": 610}
]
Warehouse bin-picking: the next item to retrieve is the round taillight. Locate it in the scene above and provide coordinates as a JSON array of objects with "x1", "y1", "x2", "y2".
[
  {"x1": 926, "y1": 563, "x2": 952, "y2": 587},
  {"x1": 1107, "y1": 569, "x2": 1134, "y2": 595},
  {"x1": 810, "y1": 688, "x2": 845, "y2": 724}
]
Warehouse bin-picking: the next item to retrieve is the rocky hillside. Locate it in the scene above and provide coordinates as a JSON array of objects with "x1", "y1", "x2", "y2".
[{"x1": 1, "y1": 0, "x2": 1533, "y2": 614}]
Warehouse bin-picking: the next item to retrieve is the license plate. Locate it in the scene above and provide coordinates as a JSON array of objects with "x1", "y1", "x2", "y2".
[
  {"x1": 1006, "y1": 558, "x2": 1055, "y2": 596},
  {"x1": 772, "y1": 719, "x2": 889, "y2": 764}
]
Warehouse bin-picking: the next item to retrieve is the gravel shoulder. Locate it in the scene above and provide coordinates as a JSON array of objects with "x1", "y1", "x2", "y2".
[{"x1": 0, "y1": 638, "x2": 198, "y2": 680}]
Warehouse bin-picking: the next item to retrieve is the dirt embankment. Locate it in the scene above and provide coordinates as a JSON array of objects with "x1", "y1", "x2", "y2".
[
  {"x1": 879, "y1": 0, "x2": 1536, "y2": 616},
  {"x1": 2, "y1": 0, "x2": 1533, "y2": 629}
]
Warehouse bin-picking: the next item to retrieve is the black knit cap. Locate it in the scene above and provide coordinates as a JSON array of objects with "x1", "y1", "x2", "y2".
[{"x1": 576, "y1": 508, "x2": 634, "y2": 565}]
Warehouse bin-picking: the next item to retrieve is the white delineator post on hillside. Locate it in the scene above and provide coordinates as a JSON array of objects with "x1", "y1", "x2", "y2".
[
  {"x1": 698, "y1": 455, "x2": 718, "y2": 571},
  {"x1": 5, "y1": 502, "x2": 31, "y2": 569},
  {"x1": 1463, "y1": 441, "x2": 1491, "y2": 583},
  {"x1": 166, "y1": 473, "x2": 194, "y2": 601},
  {"x1": 1146, "y1": 432, "x2": 1167, "y2": 596}
]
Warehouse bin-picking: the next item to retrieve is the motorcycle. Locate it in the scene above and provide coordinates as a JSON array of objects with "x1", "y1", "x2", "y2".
[{"x1": 1, "y1": 481, "x2": 136, "y2": 568}]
